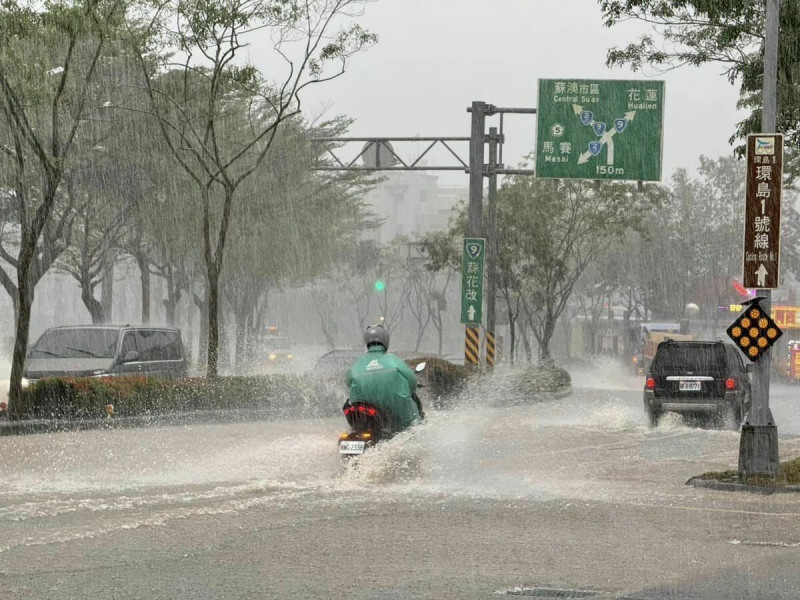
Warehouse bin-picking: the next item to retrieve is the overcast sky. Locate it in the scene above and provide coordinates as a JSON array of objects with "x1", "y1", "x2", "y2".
[{"x1": 250, "y1": 0, "x2": 746, "y2": 186}]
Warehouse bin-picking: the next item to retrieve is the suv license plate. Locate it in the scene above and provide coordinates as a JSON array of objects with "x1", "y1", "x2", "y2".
[
  {"x1": 679, "y1": 381, "x2": 701, "y2": 391},
  {"x1": 340, "y1": 441, "x2": 366, "y2": 455}
]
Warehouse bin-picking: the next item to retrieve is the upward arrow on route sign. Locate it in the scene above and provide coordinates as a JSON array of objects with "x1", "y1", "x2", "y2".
[
  {"x1": 467, "y1": 305, "x2": 476, "y2": 322},
  {"x1": 756, "y1": 264, "x2": 769, "y2": 287}
]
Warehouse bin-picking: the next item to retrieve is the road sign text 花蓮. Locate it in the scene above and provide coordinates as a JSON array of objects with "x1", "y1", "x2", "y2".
[
  {"x1": 460, "y1": 238, "x2": 485, "y2": 325},
  {"x1": 535, "y1": 79, "x2": 665, "y2": 181},
  {"x1": 743, "y1": 134, "x2": 783, "y2": 290}
]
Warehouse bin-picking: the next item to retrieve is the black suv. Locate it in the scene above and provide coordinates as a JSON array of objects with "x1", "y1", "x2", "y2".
[{"x1": 643, "y1": 340, "x2": 751, "y2": 429}]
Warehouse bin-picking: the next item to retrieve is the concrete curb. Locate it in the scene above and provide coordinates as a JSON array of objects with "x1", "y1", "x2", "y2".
[
  {"x1": 0, "y1": 407, "x2": 339, "y2": 436},
  {"x1": 686, "y1": 476, "x2": 800, "y2": 495}
]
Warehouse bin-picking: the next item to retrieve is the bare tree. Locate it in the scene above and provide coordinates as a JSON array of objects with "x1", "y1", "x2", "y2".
[
  {"x1": 0, "y1": 0, "x2": 128, "y2": 405},
  {"x1": 131, "y1": 0, "x2": 375, "y2": 377}
]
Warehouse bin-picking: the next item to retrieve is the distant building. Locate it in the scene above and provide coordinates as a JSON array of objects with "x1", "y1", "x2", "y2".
[{"x1": 362, "y1": 172, "x2": 466, "y2": 244}]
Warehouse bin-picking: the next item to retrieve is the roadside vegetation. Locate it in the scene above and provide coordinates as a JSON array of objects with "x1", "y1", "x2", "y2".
[{"x1": 698, "y1": 456, "x2": 800, "y2": 488}]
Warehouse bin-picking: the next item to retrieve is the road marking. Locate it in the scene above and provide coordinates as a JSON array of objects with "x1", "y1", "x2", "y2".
[
  {"x1": 730, "y1": 539, "x2": 800, "y2": 548},
  {"x1": 623, "y1": 501, "x2": 800, "y2": 518}
]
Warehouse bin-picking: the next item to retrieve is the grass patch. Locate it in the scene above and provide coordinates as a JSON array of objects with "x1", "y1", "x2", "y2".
[{"x1": 698, "y1": 456, "x2": 800, "y2": 487}]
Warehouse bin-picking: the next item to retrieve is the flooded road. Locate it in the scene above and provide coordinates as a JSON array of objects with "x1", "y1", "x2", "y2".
[{"x1": 3, "y1": 378, "x2": 800, "y2": 599}]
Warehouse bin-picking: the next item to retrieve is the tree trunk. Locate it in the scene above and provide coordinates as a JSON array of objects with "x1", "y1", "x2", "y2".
[
  {"x1": 536, "y1": 314, "x2": 557, "y2": 366},
  {"x1": 203, "y1": 186, "x2": 236, "y2": 380},
  {"x1": 435, "y1": 309, "x2": 444, "y2": 356},
  {"x1": 100, "y1": 251, "x2": 114, "y2": 323},
  {"x1": 206, "y1": 267, "x2": 220, "y2": 378},
  {"x1": 508, "y1": 315, "x2": 516, "y2": 365},
  {"x1": 521, "y1": 323, "x2": 533, "y2": 364},
  {"x1": 81, "y1": 284, "x2": 105, "y2": 324},
  {"x1": 194, "y1": 291, "x2": 208, "y2": 369},
  {"x1": 234, "y1": 310, "x2": 247, "y2": 372},
  {"x1": 414, "y1": 321, "x2": 425, "y2": 352},
  {"x1": 162, "y1": 264, "x2": 179, "y2": 327},
  {"x1": 320, "y1": 314, "x2": 335, "y2": 350},
  {"x1": 8, "y1": 262, "x2": 34, "y2": 410},
  {"x1": 136, "y1": 253, "x2": 150, "y2": 324}
]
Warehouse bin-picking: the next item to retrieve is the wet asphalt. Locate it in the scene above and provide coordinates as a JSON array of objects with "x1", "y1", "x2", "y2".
[{"x1": 2, "y1": 370, "x2": 800, "y2": 599}]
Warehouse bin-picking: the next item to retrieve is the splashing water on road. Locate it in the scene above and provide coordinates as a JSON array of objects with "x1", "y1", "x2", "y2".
[{"x1": 3, "y1": 376, "x2": 800, "y2": 557}]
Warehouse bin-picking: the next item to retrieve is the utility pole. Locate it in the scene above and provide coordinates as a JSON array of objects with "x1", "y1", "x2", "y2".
[
  {"x1": 739, "y1": 0, "x2": 781, "y2": 479},
  {"x1": 468, "y1": 101, "x2": 487, "y2": 238},
  {"x1": 486, "y1": 126, "x2": 501, "y2": 366}
]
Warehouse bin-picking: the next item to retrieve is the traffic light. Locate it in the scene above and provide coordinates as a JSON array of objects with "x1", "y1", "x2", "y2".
[
  {"x1": 374, "y1": 280, "x2": 386, "y2": 292},
  {"x1": 726, "y1": 299, "x2": 783, "y2": 361}
]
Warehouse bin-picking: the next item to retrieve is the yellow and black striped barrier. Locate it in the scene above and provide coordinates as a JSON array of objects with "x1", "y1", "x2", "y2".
[
  {"x1": 486, "y1": 331, "x2": 496, "y2": 367},
  {"x1": 465, "y1": 326, "x2": 480, "y2": 366}
]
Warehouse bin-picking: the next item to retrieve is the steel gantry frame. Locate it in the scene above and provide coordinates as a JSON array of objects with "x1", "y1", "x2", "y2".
[
  {"x1": 312, "y1": 102, "x2": 536, "y2": 368},
  {"x1": 314, "y1": 137, "x2": 471, "y2": 171}
]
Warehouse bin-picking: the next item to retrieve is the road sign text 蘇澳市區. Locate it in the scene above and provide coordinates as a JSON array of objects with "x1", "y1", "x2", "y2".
[{"x1": 535, "y1": 79, "x2": 665, "y2": 181}]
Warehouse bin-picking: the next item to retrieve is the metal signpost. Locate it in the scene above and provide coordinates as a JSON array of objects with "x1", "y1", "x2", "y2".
[
  {"x1": 738, "y1": 0, "x2": 782, "y2": 480},
  {"x1": 314, "y1": 89, "x2": 661, "y2": 368},
  {"x1": 535, "y1": 79, "x2": 665, "y2": 181},
  {"x1": 742, "y1": 133, "x2": 784, "y2": 290}
]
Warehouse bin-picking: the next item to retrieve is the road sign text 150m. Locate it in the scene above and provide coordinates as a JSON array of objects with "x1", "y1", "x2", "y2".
[{"x1": 596, "y1": 165, "x2": 624, "y2": 175}]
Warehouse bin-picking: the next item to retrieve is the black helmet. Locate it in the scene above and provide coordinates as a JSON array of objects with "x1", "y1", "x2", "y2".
[{"x1": 364, "y1": 323, "x2": 389, "y2": 350}]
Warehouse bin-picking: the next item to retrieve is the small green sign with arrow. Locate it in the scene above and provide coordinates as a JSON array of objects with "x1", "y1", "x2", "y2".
[
  {"x1": 460, "y1": 238, "x2": 485, "y2": 325},
  {"x1": 535, "y1": 79, "x2": 665, "y2": 181}
]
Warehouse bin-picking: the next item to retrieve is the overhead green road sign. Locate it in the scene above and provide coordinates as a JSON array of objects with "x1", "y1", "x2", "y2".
[
  {"x1": 535, "y1": 79, "x2": 665, "y2": 181},
  {"x1": 460, "y1": 238, "x2": 485, "y2": 325}
]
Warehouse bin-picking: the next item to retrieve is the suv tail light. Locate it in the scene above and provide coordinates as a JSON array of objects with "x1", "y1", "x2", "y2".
[
  {"x1": 725, "y1": 377, "x2": 736, "y2": 391},
  {"x1": 645, "y1": 376, "x2": 655, "y2": 390}
]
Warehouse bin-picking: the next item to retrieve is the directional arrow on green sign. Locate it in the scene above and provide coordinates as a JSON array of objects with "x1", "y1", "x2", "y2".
[{"x1": 536, "y1": 79, "x2": 665, "y2": 181}]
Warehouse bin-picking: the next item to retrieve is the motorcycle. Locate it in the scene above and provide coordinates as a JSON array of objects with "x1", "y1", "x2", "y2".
[{"x1": 338, "y1": 361, "x2": 426, "y2": 460}]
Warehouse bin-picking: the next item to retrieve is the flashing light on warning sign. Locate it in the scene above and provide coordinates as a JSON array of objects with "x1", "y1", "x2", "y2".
[{"x1": 726, "y1": 298, "x2": 783, "y2": 362}]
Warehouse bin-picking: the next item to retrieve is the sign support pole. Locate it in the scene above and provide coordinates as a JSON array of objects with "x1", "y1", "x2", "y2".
[
  {"x1": 739, "y1": 0, "x2": 781, "y2": 480},
  {"x1": 468, "y1": 101, "x2": 487, "y2": 239},
  {"x1": 466, "y1": 102, "x2": 487, "y2": 366},
  {"x1": 486, "y1": 126, "x2": 501, "y2": 367}
]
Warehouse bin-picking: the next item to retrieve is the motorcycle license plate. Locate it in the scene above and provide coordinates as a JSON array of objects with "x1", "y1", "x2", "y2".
[
  {"x1": 679, "y1": 381, "x2": 701, "y2": 391},
  {"x1": 339, "y1": 441, "x2": 366, "y2": 455}
]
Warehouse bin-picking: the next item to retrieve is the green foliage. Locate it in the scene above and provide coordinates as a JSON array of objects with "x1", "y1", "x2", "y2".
[
  {"x1": 13, "y1": 374, "x2": 321, "y2": 420},
  {"x1": 418, "y1": 230, "x2": 460, "y2": 273},
  {"x1": 599, "y1": 0, "x2": 800, "y2": 174}
]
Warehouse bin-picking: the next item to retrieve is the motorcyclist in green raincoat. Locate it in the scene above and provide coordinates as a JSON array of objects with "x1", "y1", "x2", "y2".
[{"x1": 344, "y1": 324, "x2": 424, "y2": 435}]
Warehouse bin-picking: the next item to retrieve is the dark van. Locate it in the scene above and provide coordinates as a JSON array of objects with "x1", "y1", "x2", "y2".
[{"x1": 23, "y1": 325, "x2": 188, "y2": 386}]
